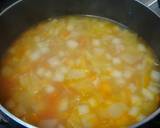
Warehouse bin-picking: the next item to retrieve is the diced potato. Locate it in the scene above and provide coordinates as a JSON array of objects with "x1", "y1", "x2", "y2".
[
  {"x1": 45, "y1": 85, "x2": 55, "y2": 94},
  {"x1": 48, "y1": 57, "x2": 60, "y2": 67},
  {"x1": 92, "y1": 39, "x2": 101, "y2": 46},
  {"x1": 123, "y1": 70, "x2": 132, "y2": 79},
  {"x1": 67, "y1": 69, "x2": 86, "y2": 79},
  {"x1": 128, "y1": 107, "x2": 139, "y2": 116},
  {"x1": 111, "y1": 70, "x2": 123, "y2": 78},
  {"x1": 59, "y1": 98, "x2": 69, "y2": 112},
  {"x1": 106, "y1": 103, "x2": 127, "y2": 118},
  {"x1": 142, "y1": 88, "x2": 154, "y2": 100},
  {"x1": 30, "y1": 51, "x2": 41, "y2": 61},
  {"x1": 137, "y1": 44, "x2": 146, "y2": 52},
  {"x1": 78, "y1": 105, "x2": 90, "y2": 115},
  {"x1": 81, "y1": 114, "x2": 96, "y2": 128},
  {"x1": 112, "y1": 57, "x2": 121, "y2": 65},
  {"x1": 151, "y1": 70, "x2": 160, "y2": 81},
  {"x1": 88, "y1": 98, "x2": 97, "y2": 107},
  {"x1": 66, "y1": 40, "x2": 79, "y2": 49},
  {"x1": 53, "y1": 72, "x2": 65, "y2": 82},
  {"x1": 128, "y1": 83, "x2": 137, "y2": 93}
]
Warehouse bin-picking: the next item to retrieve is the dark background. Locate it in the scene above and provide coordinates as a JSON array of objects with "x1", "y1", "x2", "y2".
[{"x1": 0, "y1": 0, "x2": 160, "y2": 128}]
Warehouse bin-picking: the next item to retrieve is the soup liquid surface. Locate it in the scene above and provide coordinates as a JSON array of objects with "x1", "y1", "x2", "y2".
[{"x1": 0, "y1": 16, "x2": 160, "y2": 128}]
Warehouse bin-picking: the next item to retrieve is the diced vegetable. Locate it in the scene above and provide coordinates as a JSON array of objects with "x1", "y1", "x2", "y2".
[
  {"x1": 59, "y1": 98, "x2": 69, "y2": 112},
  {"x1": 151, "y1": 70, "x2": 160, "y2": 81},
  {"x1": 107, "y1": 103, "x2": 127, "y2": 118},
  {"x1": 78, "y1": 105, "x2": 90, "y2": 115},
  {"x1": 66, "y1": 40, "x2": 79, "y2": 49}
]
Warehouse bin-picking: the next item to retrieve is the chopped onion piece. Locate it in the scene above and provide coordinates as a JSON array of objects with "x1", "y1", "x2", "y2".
[
  {"x1": 68, "y1": 70, "x2": 86, "y2": 79},
  {"x1": 48, "y1": 57, "x2": 60, "y2": 67},
  {"x1": 112, "y1": 57, "x2": 121, "y2": 65},
  {"x1": 30, "y1": 51, "x2": 41, "y2": 61},
  {"x1": 92, "y1": 39, "x2": 101, "y2": 46},
  {"x1": 37, "y1": 68, "x2": 52, "y2": 78},
  {"x1": 88, "y1": 98, "x2": 97, "y2": 107},
  {"x1": 78, "y1": 105, "x2": 89, "y2": 115},
  {"x1": 105, "y1": 54, "x2": 112, "y2": 60},
  {"x1": 40, "y1": 47, "x2": 49, "y2": 54},
  {"x1": 59, "y1": 98, "x2": 69, "y2": 112},
  {"x1": 151, "y1": 70, "x2": 160, "y2": 81},
  {"x1": 128, "y1": 83, "x2": 137, "y2": 93},
  {"x1": 148, "y1": 85, "x2": 159, "y2": 94},
  {"x1": 131, "y1": 95, "x2": 141, "y2": 105},
  {"x1": 53, "y1": 72, "x2": 64, "y2": 82},
  {"x1": 67, "y1": 24, "x2": 74, "y2": 31},
  {"x1": 128, "y1": 107, "x2": 139, "y2": 116},
  {"x1": 37, "y1": 68, "x2": 46, "y2": 76},
  {"x1": 58, "y1": 51, "x2": 65, "y2": 57},
  {"x1": 94, "y1": 48, "x2": 104, "y2": 55},
  {"x1": 111, "y1": 70, "x2": 123, "y2": 78},
  {"x1": 81, "y1": 114, "x2": 95, "y2": 128},
  {"x1": 107, "y1": 103, "x2": 127, "y2": 118},
  {"x1": 66, "y1": 40, "x2": 79, "y2": 49},
  {"x1": 142, "y1": 88, "x2": 154, "y2": 100},
  {"x1": 116, "y1": 78, "x2": 125, "y2": 86},
  {"x1": 123, "y1": 70, "x2": 132, "y2": 79},
  {"x1": 92, "y1": 78, "x2": 100, "y2": 86},
  {"x1": 45, "y1": 85, "x2": 55, "y2": 94},
  {"x1": 138, "y1": 44, "x2": 146, "y2": 52},
  {"x1": 112, "y1": 38, "x2": 122, "y2": 45}
]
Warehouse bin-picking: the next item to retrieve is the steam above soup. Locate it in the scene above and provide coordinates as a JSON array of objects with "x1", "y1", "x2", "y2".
[{"x1": 0, "y1": 16, "x2": 160, "y2": 128}]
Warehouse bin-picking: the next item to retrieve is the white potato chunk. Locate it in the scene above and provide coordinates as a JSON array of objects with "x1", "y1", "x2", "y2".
[
  {"x1": 78, "y1": 105, "x2": 90, "y2": 115},
  {"x1": 66, "y1": 40, "x2": 79, "y2": 49},
  {"x1": 123, "y1": 70, "x2": 132, "y2": 79},
  {"x1": 88, "y1": 98, "x2": 97, "y2": 107},
  {"x1": 30, "y1": 51, "x2": 41, "y2": 61},
  {"x1": 142, "y1": 88, "x2": 154, "y2": 100},
  {"x1": 138, "y1": 44, "x2": 146, "y2": 52},
  {"x1": 151, "y1": 70, "x2": 160, "y2": 81},
  {"x1": 48, "y1": 57, "x2": 60, "y2": 67},
  {"x1": 128, "y1": 107, "x2": 139, "y2": 116},
  {"x1": 92, "y1": 39, "x2": 101, "y2": 46},
  {"x1": 128, "y1": 83, "x2": 137, "y2": 93},
  {"x1": 111, "y1": 70, "x2": 123, "y2": 78},
  {"x1": 107, "y1": 103, "x2": 127, "y2": 118},
  {"x1": 68, "y1": 70, "x2": 86, "y2": 79},
  {"x1": 59, "y1": 98, "x2": 69, "y2": 112},
  {"x1": 112, "y1": 57, "x2": 121, "y2": 65},
  {"x1": 53, "y1": 72, "x2": 65, "y2": 82},
  {"x1": 45, "y1": 85, "x2": 55, "y2": 94}
]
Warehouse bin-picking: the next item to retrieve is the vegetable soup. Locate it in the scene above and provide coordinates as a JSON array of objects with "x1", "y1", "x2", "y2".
[{"x1": 0, "y1": 16, "x2": 160, "y2": 128}]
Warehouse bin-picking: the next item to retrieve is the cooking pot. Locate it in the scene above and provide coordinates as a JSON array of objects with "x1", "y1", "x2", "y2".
[{"x1": 0, "y1": 0, "x2": 160, "y2": 127}]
